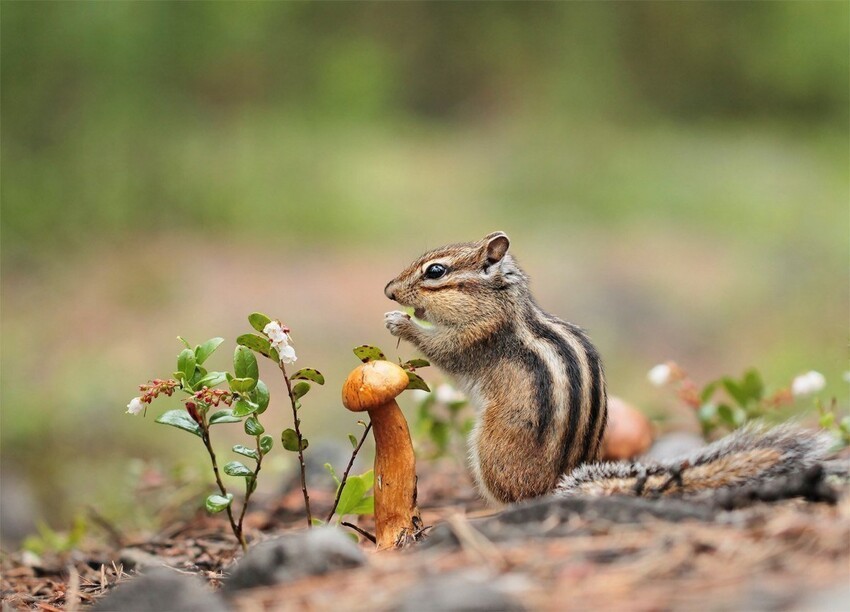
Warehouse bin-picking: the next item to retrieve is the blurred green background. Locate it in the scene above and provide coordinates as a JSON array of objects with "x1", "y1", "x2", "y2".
[{"x1": 2, "y1": 2, "x2": 848, "y2": 544}]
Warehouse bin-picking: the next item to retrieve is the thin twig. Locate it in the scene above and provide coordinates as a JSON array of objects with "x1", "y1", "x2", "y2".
[
  {"x1": 326, "y1": 421, "x2": 373, "y2": 522},
  {"x1": 201, "y1": 426, "x2": 246, "y2": 551},
  {"x1": 446, "y1": 514, "x2": 509, "y2": 571},
  {"x1": 341, "y1": 521, "x2": 377, "y2": 544},
  {"x1": 279, "y1": 362, "x2": 313, "y2": 527},
  {"x1": 236, "y1": 434, "x2": 265, "y2": 536}
]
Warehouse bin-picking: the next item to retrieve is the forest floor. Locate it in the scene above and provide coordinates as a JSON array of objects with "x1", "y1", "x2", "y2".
[{"x1": 2, "y1": 459, "x2": 849, "y2": 612}]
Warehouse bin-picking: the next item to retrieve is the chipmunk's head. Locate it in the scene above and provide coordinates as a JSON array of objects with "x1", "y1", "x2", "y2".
[{"x1": 384, "y1": 231, "x2": 527, "y2": 326}]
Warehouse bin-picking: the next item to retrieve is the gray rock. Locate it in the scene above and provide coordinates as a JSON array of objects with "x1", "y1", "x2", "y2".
[
  {"x1": 118, "y1": 547, "x2": 171, "y2": 571},
  {"x1": 224, "y1": 527, "x2": 365, "y2": 593},
  {"x1": 91, "y1": 568, "x2": 228, "y2": 612},
  {"x1": 644, "y1": 432, "x2": 706, "y2": 462},
  {"x1": 393, "y1": 574, "x2": 525, "y2": 611}
]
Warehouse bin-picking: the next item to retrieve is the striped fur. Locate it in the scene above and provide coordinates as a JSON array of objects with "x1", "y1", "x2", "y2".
[
  {"x1": 557, "y1": 422, "x2": 833, "y2": 499},
  {"x1": 384, "y1": 232, "x2": 608, "y2": 504}
]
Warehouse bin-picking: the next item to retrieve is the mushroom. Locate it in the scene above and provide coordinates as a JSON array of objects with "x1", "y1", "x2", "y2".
[
  {"x1": 342, "y1": 360, "x2": 421, "y2": 550},
  {"x1": 601, "y1": 395, "x2": 654, "y2": 461}
]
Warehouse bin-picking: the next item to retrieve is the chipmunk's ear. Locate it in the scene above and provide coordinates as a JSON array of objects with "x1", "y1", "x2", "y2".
[{"x1": 484, "y1": 231, "x2": 510, "y2": 265}]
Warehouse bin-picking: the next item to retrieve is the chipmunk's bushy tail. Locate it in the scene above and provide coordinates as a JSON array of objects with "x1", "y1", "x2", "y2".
[{"x1": 557, "y1": 423, "x2": 834, "y2": 498}]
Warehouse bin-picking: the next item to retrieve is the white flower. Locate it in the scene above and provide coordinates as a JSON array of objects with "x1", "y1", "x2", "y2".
[
  {"x1": 263, "y1": 321, "x2": 287, "y2": 344},
  {"x1": 435, "y1": 383, "x2": 466, "y2": 404},
  {"x1": 278, "y1": 344, "x2": 297, "y2": 365},
  {"x1": 843, "y1": 371, "x2": 850, "y2": 384},
  {"x1": 647, "y1": 364, "x2": 672, "y2": 387},
  {"x1": 263, "y1": 321, "x2": 297, "y2": 364},
  {"x1": 126, "y1": 397, "x2": 145, "y2": 415},
  {"x1": 791, "y1": 371, "x2": 826, "y2": 397}
]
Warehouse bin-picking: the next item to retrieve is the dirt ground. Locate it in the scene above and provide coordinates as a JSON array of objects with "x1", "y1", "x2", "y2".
[{"x1": 2, "y1": 458, "x2": 849, "y2": 612}]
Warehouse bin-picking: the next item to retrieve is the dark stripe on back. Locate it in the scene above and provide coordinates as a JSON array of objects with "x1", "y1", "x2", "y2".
[
  {"x1": 551, "y1": 317, "x2": 606, "y2": 464},
  {"x1": 524, "y1": 308, "x2": 584, "y2": 463},
  {"x1": 520, "y1": 347, "x2": 554, "y2": 445}
]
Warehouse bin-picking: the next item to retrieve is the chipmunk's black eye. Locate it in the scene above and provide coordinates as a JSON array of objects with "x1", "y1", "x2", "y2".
[{"x1": 424, "y1": 263, "x2": 447, "y2": 279}]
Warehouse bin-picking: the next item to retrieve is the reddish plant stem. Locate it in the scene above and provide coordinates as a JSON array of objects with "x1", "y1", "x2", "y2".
[
  {"x1": 279, "y1": 362, "x2": 313, "y2": 528},
  {"x1": 200, "y1": 423, "x2": 246, "y2": 551},
  {"x1": 326, "y1": 421, "x2": 373, "y2": 523},
  {"x1": 236, "y1": 434, "x2": 264, "y2": 537}
]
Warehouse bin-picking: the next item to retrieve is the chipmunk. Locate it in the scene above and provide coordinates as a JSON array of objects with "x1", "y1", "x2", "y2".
[{"x1": 384, "y1": 231, "x2": 834, "y2": 505}]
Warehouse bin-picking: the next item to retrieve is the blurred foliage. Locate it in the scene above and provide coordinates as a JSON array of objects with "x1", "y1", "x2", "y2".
[
  {"x1": 2, "y1": 2, "x2": 847, "y2": 256},
  {"x1": 1, "y1": 2, "x2": 848, "y2": 536}
]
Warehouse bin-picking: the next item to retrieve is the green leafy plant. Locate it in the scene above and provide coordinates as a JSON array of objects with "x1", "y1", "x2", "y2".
[
  {"x1": 128, "y1": 333, "x2": 433, "y2": 549},
  {"x1": 413, "y1": 382, "x2": 474, "y2": 459},
  {"x1": 817, "y1": 398, "x2": 850, "y2": 448},
  {"x1": 648, "y1": 362, "x2": 840, "y2": 441},
  {"x1": 127, "y1": 313, "x2": 324, "y2": 550},
  {"x1": 22, "y1": 515, "x2": 87, "y2": 556}
]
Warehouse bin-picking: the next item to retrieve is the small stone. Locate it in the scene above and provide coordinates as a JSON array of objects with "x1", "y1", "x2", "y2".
[
  {"x1": 118, "y1": 547, "x2": 170, "y2": 571},
  {"x1": 92, "y1": 568, "x2": 227, "y2": 612},
  {"x1": 645, "y1": 432, "x2": 706, "y2": 462},
  {"x1": 224, "y1": 527, "x2": 365, "y2": 593},
  {"x1": 392, "y1": 573, "x2": 525, "y2": 611}
]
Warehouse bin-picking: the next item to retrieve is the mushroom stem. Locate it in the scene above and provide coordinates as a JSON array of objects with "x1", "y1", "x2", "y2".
[
  {"x1": 342, "y1": 360, "x2": 422, "y2": 550},
  {"x1": 370, "y1": 400, "x2": 421, "y2": 549}
]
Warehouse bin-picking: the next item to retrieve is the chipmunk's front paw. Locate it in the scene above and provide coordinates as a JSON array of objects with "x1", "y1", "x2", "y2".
[{"x1": 384, "y1": 310, "x2": 412, "y2": 337}]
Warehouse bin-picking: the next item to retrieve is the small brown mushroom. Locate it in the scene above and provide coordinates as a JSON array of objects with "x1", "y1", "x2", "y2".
[{"x1": 342, "y1": 360, "x2": 421, "y2": 550}]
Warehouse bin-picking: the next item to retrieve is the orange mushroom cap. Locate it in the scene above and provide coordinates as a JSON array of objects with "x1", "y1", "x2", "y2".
[{"x1": 342, "y1": 360, "x2": 410, "y2": 412}]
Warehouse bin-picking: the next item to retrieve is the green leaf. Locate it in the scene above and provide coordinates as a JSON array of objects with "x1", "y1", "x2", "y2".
[
  {"x1": 205, "y1": 493, "x2": 233, "y2": 514},
  {"x1": 819, "y1": 412, "x2": 836, "y2": 429},
  {"x1": 244, "y1": 416, "x2": 265, "y2": 436},
  {"x1": 741, "y1": 369, "x2": 764, "y2": 402},
  {"x1": 722, "y1": 378, "x2": 748, "y2": 408},
  {"x1": 324, "y1": 462, "x2": 340, "y2": 487},
  {"x1": 717, "y1": 404, "x2": 746, "y2": 428},
  {"x1": 430, "y1": 421, "x2": 451, "y2": 451},
  {"x1": 359, "y1": 469, "x2": 374, "y2": 491},
  {"x1": 311, "y1": 518, "x2": 326, "y2": 527},
  {"x1": 348, "y1": 434, "x2": 358, "y2": 449},
  {"x1": 233, "y1": 347, "x2": 259, "y2": 387},
  {"x1": 236, "y1": 334, "x2": 276, "y2": 360},
  {"x1": 232, "y1": 398, "x2": 259, "y2": 417},
  {"x1": 402, "y1": 358, "x2": 430, "y2": 370},
  {"x1": 249, "y1": 312, "x2": 273, "y2": 333},
  {"x1": 281, "y1": 428, "x2": 308, "y2": 452},
  {"x1": 699, "y1": 381, "x2": 719, "y2": 403},
  {"x1": 223, "y1": 461, "x2": 252, "y2": 477},
  {"x1": 195, "y1": 338, "x2": 225, "y2": 365},
  {"x1": 177, "y1": 336, "x2": 192, "y2": 350},
  {"x1": 335, "y1": 470, "x2": 374, "y2": 516},
  {"x1": 252, "y1": 380, "x2": 270, "y2": 414},
  {"x1": 291, "y1": 368, "x2": 325, "y2": 385},
  {"x1": 406, "y1": 371, "x2": 430, "y2": 392},
  {"x1": 155, "y1": 410, "x2": 202, "y2": 437},
  {"x1": 228, "y1": 377, "x2": 256, "y2": 394},
  {"x1": 196, "y1": 371, "x2": 227, "y2": 389},
  {"x1": 292, "y1": 382, "x2": 310, "y2": 400},
  {"x1": 259, "y1": 435, "x2": 273, "y2": 454},
  {"x1": 350, "y1": 496, "x2": 375, "y2": 515},
  {"x1": 353, "y1": 345, "x2": 386, "y2": 363},
  {"x1": 233, "y1": 445, "x2": 259, "y2": 460},
  {"x1": 209, "y1": 409, "x2": 242, "y2": 425},
  {"x1": 177, "y1": 349, "x2": 196, "y2": 384}
]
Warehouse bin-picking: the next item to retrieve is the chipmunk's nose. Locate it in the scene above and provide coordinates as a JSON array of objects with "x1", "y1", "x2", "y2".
[{"x1": 384, "y1": 280, "x2": 397, "y2": 301}]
